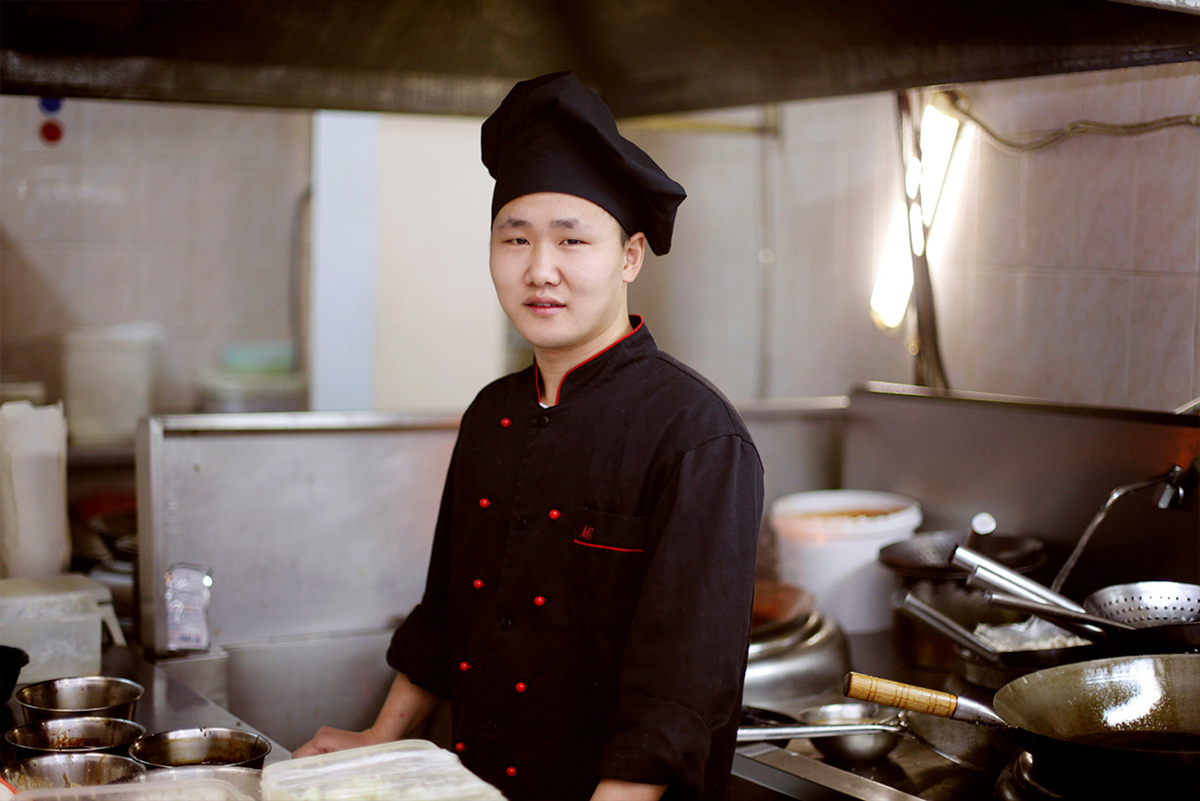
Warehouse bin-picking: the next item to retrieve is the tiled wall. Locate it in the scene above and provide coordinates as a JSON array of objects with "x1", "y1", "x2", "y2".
[
  {"x1": 632, "y1": 61, "x2": 1200, "y2": 413},
  {"x1": 0, "y1": 97, "x2": 311, "y2": 414}
]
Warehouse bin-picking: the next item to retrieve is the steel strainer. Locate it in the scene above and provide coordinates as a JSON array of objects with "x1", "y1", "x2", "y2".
[{"x1": 1083, "y1": 581, "x2": 1200, "y2": 627}]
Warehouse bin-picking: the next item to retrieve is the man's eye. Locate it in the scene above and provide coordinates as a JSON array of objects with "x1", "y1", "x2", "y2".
[
  {"x1": 508, "y1": 237, "x2": 528, "y2": 245},
  {"x1": 562, "y1": 239, "x2": 583, "y2": 246}
]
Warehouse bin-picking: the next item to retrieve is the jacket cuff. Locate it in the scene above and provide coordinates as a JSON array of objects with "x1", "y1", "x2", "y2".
[
  {"x1": 386, "y1": 607, "x2": 451, "y2": 699},
  {"x1": 596, "y1": 697, "x2": 713, "y2": 793}
]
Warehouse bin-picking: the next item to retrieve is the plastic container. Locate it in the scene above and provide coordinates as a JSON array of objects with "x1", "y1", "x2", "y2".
[
  {"x1": 62, "y1": 324, "x2": 161, "y2": 444},
  {"x1": 771, "y1": 490, "x2": 921, "y2": 633},
  {"x1": 261, "y1": 740, "x2": 505, "y2": 801},
  {"x1": 0, "y1": 591, "x2": 101, "y2": 684},
  {"x1": 15, "y1": 778, "x2": 249, "y2": 801},
  {"x1": 197, "y1": 371, "x2": 307, "y2": 414}
]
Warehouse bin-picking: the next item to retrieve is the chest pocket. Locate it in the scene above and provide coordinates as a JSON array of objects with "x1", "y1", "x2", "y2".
[{"x1": 569, "y1": 508, "x2": 649, "y2": 632}]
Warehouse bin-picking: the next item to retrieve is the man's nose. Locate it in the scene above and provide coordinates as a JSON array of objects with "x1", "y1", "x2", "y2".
[{"x1": 525, "y1": 243, "x2": 559, "y2": 286}]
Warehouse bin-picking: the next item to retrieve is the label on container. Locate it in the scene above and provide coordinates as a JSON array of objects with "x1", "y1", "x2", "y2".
[{"x1": 164, "y1": 562, "x2": 211, "y2": 652}]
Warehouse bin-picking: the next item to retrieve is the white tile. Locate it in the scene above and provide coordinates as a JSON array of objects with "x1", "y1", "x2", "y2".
[
  {"x1": 62, "y1": 246, "x2": 140, "y2": 328},
  {"x1": 1063, "y1": 271, "x2": 1131, "y2": 407},
  {"x1": 139, "y1": 159, "x2": 199, "y2": 243},
  {"x1": 0, "y1": 96, "x2": 32, "y2": 152},
  {"x1": 1024, "y1": 144, "x2": 1080, "y2": 270},
  {"x1": 1133, "y1": 129, "x2": 1200, "y2": 274},
  {"x1": 8, "y1": 154, "x2": 84, "y2": 241},
  {"x1": 79, "y1": 100, "x2": 147, "y2": 155},
  {"x1": 80, "y1": 162, "x2": 142, "y2": 242},
  {"x1": 1074, "y1": 136, "x2": 1136, "y2": 273},
  {"x1": 1126, "y1": 274, "x2": 1197, "y2": 410},
  {"x1": 974, "y1": 142, "x2": 1025, "y2": 268}
]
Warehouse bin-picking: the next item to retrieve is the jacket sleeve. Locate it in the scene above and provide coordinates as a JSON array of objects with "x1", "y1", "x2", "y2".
[
  {"x1": 594, "y1": 432, "x2": 764, "y2": 794},
  {"x1": 386, "y1": 442, "x2": 459, "y2": 699}
]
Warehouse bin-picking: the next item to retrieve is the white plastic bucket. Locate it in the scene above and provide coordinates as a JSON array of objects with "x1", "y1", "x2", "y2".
[
  {"x1": 771, "y1": 490, "x2": 921, "y2": 633},
  {"x1": 62, "y1": 324, "x2": 161, "y2": 445}
]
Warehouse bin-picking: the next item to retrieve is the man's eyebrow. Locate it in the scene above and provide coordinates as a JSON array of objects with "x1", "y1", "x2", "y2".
[{"x1": 495, "y1": 217, "x2": 586, "y2": 230}]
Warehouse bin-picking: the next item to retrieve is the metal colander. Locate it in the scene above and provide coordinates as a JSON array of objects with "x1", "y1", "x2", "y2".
[{"x1": 1084, "y1": 581, "x2": 1200, "y2": 628}]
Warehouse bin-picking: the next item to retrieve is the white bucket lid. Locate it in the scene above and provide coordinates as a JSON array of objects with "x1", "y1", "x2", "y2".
[{"x1": 770, "y1": 490, "x2": 922, "y2": 541}]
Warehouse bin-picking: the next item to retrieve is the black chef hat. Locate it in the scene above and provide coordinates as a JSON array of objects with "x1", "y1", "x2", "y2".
[{"x1": 482, "y1": 72, "x2": 686, "y2": 256}]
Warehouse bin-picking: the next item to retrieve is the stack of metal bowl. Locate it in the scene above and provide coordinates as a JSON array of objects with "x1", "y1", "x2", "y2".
[{"x1": 2, "y1": 676, "x2": 146, "y2": 792}]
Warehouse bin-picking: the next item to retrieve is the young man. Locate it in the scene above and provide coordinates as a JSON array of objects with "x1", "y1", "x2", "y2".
[{"x1": 296, "y1": 72, "x2": 763, "y2": 801}]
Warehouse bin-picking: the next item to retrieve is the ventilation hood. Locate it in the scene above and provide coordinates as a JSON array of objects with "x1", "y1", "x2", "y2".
[{"x1": 2, "y1": 0, "x2": 1197, "y2": 117}]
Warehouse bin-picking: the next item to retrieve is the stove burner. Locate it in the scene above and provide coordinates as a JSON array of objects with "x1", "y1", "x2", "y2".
[{"x1": 994, "y1": 752, "x2": 1064, "y2": 800}]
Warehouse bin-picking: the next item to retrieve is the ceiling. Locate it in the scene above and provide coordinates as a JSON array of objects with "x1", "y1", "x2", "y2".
[{"x1": 2, "y1": 0, "x2": 1198, "y2": 118}]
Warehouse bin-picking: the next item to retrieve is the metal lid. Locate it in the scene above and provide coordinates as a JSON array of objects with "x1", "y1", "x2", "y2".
[{"x1": 878, "y1": 531, "x2": 1045, "y2": 580}]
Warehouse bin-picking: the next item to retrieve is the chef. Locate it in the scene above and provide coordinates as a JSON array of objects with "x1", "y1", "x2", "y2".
[{"x1": 295, "y1": 72, "x2": 764, "y2": 801}]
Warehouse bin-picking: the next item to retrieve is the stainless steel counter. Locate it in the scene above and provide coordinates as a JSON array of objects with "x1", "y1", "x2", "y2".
[{"x1": 2, "y1": 646, "x2": 290, "y2": 768}]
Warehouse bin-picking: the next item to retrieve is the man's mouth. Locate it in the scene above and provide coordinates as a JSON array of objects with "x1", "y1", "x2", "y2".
[{"x1": 525, "y1": 298, "x2": 565, "y2": 309}]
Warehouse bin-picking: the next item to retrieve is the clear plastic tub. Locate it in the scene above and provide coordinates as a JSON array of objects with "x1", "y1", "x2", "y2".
[
  {"x1": 16, "y1": 778, "x2": 250, "y2": 801},
  {"x1": 261, "y1": 740, "x2": 505, "y2": 800}
]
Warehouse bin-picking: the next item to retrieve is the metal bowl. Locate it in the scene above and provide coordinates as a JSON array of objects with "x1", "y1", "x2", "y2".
[
  {"x1": 6, "y1": 716, "x2": 147, "y2": 763},
  {"x1": 796, "y1": 702, "x2": 902, "y2": 763},
  {"x1": 15, "y1": 676, "x2": 143, "y2": 723},
  {"x1": 137, "y1": 765, "x2": 263, "y2": 800},
  {"x1": 128, "y1": 727, "x2": 272, "y2": 770},
  {"x1": 0, "y1": 753, "x2": 145, "y2": 791}
]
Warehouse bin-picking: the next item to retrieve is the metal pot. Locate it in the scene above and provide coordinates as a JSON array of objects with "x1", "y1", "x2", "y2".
[{"x1": 879, "y1": 530, "x2": 1045, "y2": 670}]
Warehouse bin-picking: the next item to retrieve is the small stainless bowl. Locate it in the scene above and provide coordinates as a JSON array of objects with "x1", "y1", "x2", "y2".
[
  {"x1": 796, "y1": 702, "x2": 902, "y2": 763},
  {"x1": 128, "y1": 727, "x2": 272, "y2": 770},
  {"x1": 0, "y1": 753, "x2": 145, "y2": 791},
  {"x1": 15, "y1": 675, "x2": 143, "y2": 723},
  {"x1": 6, "y1": 716, "x2": 146, "y2": 763},
  {"x1": 137, "y1": 765, "x2": 263, "y2": 799}
]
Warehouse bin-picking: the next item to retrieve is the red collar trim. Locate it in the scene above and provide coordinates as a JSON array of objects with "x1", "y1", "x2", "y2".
[{"x1": 533, "y1": 316, "x2": 644, "y2": 405}]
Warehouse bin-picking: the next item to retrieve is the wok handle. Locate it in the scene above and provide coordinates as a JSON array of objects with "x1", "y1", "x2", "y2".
[{"x1": 843, "y1": 673, "x2": 1007, "y2": 727}]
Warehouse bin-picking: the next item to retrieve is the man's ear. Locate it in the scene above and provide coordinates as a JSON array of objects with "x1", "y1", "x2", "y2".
[{"x1": 622, "y1": 232, "x2": 647, "y2": 284}]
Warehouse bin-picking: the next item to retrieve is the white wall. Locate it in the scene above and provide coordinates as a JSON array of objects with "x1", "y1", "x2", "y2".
[
  {"x1": 628, "y1": 61, "x2": 1200, "y2": 413},
  {"x1": 310, "y1": 112, "x2": 379, "y2": 411},
  {"x1": 375, "y1": 115, "x2": 506, "y2": 412}
]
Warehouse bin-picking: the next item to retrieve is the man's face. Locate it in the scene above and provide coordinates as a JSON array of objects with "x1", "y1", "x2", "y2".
[{"x1": 490, "y1": 192, "x2": 645, "y2": 360}]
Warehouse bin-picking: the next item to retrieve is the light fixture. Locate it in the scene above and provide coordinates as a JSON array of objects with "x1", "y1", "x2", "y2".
[{"x1": 870, "y1": 90, "x2": 962, "y2": 333}]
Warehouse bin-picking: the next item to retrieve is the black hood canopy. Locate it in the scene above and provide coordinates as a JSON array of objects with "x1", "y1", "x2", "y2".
[{"x1": 2, "y1": 0, "x2": 1198, "y2": 116}]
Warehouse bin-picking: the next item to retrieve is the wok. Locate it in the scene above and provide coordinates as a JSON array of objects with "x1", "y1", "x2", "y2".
[
  {"x1": 983, "y1": 588, "x2": 1200, "y2": 654},
  {"x1": 844, "y1": 654, "x2": 1200, "y2": 793}
]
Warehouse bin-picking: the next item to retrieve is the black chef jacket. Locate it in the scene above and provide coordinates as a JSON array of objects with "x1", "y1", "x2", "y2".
[{"x1": 388, "y1": 317, "x2": 763, "y2": 801}]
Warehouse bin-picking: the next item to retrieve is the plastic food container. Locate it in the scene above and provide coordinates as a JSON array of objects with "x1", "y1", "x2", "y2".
[
  {"x1": 0, "y1": 590, "x2": 102, "y2": 685},
  {"x1": 261, "y1": 740, "x2": 505, "y2": 800},
  {"x1": 771, "y1": 490, "x2": 921, "y2": 633},
  {"x1": 15, "y1": 778, "x2": 250, "y2": 801}
]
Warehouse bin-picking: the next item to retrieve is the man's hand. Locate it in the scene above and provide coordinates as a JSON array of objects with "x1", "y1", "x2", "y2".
[
  {"x1": 292, "y1": 673, "x2": 439, "y2": 760},
  {"x1": 293, "y1": 726, "x2": 388, "y2": 759}
]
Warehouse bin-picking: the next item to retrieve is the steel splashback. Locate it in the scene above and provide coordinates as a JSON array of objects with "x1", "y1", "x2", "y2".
[{"x1": 3, "y1": 0, "x2": 1200, "y2": 117}]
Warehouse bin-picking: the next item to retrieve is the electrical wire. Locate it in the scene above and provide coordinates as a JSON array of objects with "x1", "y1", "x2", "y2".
[{"x1": 940, "y1": 91, "x2": 1200, "y2": 154}]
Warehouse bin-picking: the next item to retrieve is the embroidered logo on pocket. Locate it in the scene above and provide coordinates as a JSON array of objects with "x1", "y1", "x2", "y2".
[{"x1": 579, "y1": 525, "x2": 594, "y2": 541}]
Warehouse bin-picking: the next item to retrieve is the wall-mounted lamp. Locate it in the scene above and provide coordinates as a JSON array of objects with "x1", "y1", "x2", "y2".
[{"x1": 871, "y1": 91, "x2": 963, "y2": 334}]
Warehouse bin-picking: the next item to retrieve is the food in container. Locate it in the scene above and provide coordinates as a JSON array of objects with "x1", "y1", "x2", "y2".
[
  {"x1": 6, "y1": 716, "x2": 145, "y2": 762},
  {"x1": 0, "y1": 753, "x2": 145, "y2": 791},
  {"x1": 260, "y1": 739, "x2": 504, "y2": 800}
]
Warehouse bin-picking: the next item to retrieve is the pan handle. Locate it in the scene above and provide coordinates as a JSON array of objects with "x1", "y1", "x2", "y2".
[
  {"x1": 982, "y1": 592, "x2": 1133, "y2": 633},
  {"x1": 894, "y1": 591, "x2": 1004, "y2": 664},
  {"x1": 843, "y1": 672, "x2": 1007, "y2": 727}
]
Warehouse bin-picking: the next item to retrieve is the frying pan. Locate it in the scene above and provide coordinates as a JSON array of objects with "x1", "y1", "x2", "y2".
[
  {"x1": 983, "y1": 581, "x2": 1200, "y2": 654},
  {"x1": 844, "y1": 654, "x2": 1200, "y2": 793}
]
